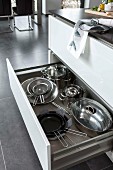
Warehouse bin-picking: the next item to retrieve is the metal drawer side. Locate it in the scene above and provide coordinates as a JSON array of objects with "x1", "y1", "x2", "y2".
[
  {"x1": 52, "y1": 133, "x2": 113, "y2": 170},
  {"x1": 6, "y1": 58, "x2": 51, "y2": 170}
]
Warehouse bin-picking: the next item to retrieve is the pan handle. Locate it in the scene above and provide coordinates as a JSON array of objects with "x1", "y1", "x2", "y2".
[
  {"x1": 52, "y1": 102, "x2": 71, "y2": 115},
  {"x1": 39, "y1": 95, "x2": 45, "y2": 103},
  {"x1": 65, "y1": 128, "x2": 87, "y2": 137},
  {"x1": 54, "y1": 131, "x2": 68, "y2": 148},
  {"x1": 33, "y1": 96, "x2": 39, "y2": 106}
]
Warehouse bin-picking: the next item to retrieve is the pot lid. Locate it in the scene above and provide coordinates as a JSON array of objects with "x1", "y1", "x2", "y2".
[
  {"x1": 22, "y1": 78, "x2": 58, "y2": 105},
  {"x1": 71, "y1": 98, "x2": 112, "y2": 132},
  {"x1": 27, "y1": 77, "x2": 53, "y2": 96}
]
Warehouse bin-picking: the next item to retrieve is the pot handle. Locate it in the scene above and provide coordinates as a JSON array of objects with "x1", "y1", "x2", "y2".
[{"x1": 54, "y1": 131, "x2": 68, "y2": 148}]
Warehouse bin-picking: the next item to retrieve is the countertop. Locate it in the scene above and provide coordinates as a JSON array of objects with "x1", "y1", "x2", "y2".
[{"x1": 50, "y1": 8, "x2": 113, "y2": 48}]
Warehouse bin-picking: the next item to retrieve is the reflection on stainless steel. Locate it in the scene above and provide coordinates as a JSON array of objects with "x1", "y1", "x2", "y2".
[
  {"x1": 59, "y1": 84, "x2": 84, "y2": 109},
  {"x1": 27, "y1": 77, "x2": 53, "y2": 99},
  {"x1": 27, "y1": 77, "x2": 54, "y2": 105},
  {"x1": 33, "y1": 95, "x2": 45, "y2": 106},
  {"x1": 41, "y1": 64, "x2": 67, "y2": 79},
  {"x1": 39, "y1": 94, "x2": 45, "y2": 103},
  {"x1": 64, "y1": 84, "x2": 84, "y2": 98},
  {"x1": 22, "y1": 78, "x2": 58, "y2": 104},
  {"x1": 32, "y1": 83, "x2": 49, "y2": 95},
  {"x1": 33, "y1": 95, "x2": 39, "y2": 106},
  {"x1": 71, "y1": 98, "x2": 112, "y2": 137},
  {"x1": 41, "y1": 64, "x2": 71, "y2": 89},
  {"x1": 65, "y1": 86, "x2": 78, "y2": 97}
]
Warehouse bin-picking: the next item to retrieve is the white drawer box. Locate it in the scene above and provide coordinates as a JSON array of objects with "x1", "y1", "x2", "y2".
[{"x1": 6, "y1": 59, "x2": 113, "y2": 170}]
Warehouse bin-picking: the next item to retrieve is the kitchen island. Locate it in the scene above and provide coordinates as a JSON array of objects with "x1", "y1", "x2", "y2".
[{"x1": 49, "y1": 8, "x2": 113, "y2": 48}]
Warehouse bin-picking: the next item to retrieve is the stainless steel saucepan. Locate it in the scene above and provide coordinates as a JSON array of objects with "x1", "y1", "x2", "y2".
[
  {"x1": 41, "y1": 64, "x2": 71, "y2": 89},
  {"x1": 59, "y1": 84, "x2": 84, "y2": 109},
  {"x1": 41, "y1": 64, "x2": 67, "y2": 79}
]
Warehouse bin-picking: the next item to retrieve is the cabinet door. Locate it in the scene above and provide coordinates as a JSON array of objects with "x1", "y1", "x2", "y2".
[{"x1": 6, "y1": 59, "x2": 51, "y2": 170}]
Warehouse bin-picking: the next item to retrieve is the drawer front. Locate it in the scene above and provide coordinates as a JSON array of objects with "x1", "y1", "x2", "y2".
[
  {"x1": 49, "y1": 15, "x2": 113, "y2": 109},
  {"x1": 6, "y1": 59, "x2": 51, "y2": 170}
]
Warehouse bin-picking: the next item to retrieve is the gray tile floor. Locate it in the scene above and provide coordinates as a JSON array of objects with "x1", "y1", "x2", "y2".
[{"x1": 0, "y1": 15, "x2": 113, "y2": 170}]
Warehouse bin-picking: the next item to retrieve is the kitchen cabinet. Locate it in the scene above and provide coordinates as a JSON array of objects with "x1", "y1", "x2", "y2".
[{"x1": 6, "y1": 9, "x2": 113, "y2": 170}]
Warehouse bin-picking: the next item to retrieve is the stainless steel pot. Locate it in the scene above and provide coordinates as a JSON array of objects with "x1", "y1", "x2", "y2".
[
  {"x1": 71, "y1": 98, "x2": 112, "y2": 137},
  {"x1": 59, "y1": 84, "x2": 84, "y2": 109},
  {"x1": 41, "y1": 64, "x2": 71, "y2": 89},
  {"x1": 41, "y1": 64, "x2": 67, "y2": 79}
]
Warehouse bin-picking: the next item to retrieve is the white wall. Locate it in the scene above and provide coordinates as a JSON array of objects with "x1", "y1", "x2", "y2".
[{"x1": 84, "y1": 0, "x2": 102, "y2": 8}]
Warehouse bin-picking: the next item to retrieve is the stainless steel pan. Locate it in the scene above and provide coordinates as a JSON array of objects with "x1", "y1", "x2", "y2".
[{"x1": 71, "y1": 98, "x2": 112, "y2": 137}]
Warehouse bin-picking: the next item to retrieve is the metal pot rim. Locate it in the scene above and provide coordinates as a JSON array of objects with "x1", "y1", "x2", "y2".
[{"x1": 41, "y1": 64, "x2": 67, "y2": 79}]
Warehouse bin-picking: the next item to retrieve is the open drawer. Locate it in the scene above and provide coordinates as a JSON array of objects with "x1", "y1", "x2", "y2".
[{"x1": 6, "y1": 58, "x2": 113, "y2": 170}]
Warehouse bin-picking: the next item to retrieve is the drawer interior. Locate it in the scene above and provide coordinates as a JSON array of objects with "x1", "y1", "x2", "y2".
[
  {"x1": 17, "y1": 63, "x2": 113, "y2": 155},
  {"x1": 7, "y1": 58, "x2": 113, "y2": 170}
]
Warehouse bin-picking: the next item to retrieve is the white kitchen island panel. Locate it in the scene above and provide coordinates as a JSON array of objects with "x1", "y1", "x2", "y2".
[{"x1": 49, "y1": 15, "x2": 113, "y2": 109}]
